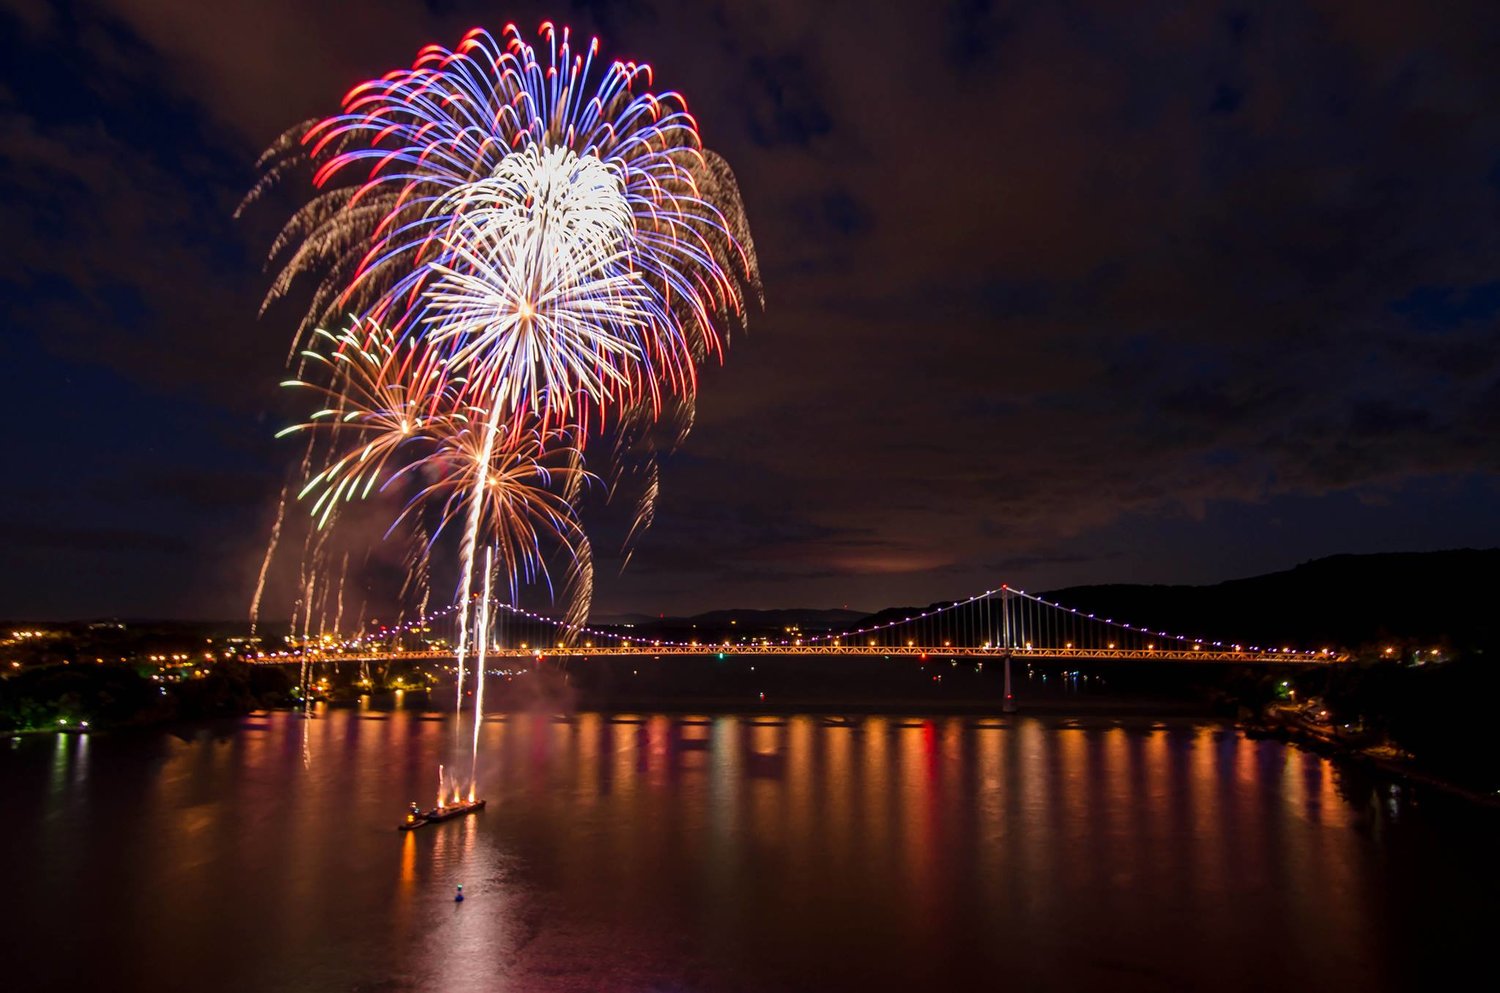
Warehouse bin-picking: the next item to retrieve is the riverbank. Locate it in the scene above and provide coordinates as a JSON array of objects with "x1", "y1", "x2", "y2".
[
  {"x1": 1246, "y1": 708, "x2": 1500, "y2": 810},
  {"x1": 0, "y1": 660, "x2": 294, "y2": 735}
]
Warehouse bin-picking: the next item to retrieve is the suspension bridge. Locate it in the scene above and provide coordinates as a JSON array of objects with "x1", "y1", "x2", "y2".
[{"x1": 257, "y1": 584, "x2": 1348, "y2": 668}]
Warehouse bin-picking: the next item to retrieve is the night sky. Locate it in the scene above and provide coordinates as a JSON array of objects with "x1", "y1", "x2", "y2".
[{"x1": 3, "y1": 0, "x2": 1498, "y2": 622}]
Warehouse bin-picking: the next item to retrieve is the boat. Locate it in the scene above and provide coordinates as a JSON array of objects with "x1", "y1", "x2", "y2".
[
  {"x1": 397, "y1": 797, "x2": 486, "y2": 831},
  {"x1": 425, "y1": 798, "x2": 487, "y2": 823}
]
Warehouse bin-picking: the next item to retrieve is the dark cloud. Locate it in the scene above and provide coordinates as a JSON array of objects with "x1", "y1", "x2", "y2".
[
  {"x1": 1392, "y1": 281, "x2": 1500, "y2": 332},
  {"x1": 1, "y1": 0, "x2": 1497, "y2": 620},
  {"x1": 0, "y1": 522, "x2": 189, "y2": 555},
  {"x1": 88, "y1": 467, "x2": 272, "y2": 512},
  {"x1": 945, "y1": 0, "x2": 1018, "y2": 72},
  {"x1": 1208, "y1": 82, "x2": 1244, "y2": 114},
  {"x1": 743, "y1": 51, "x2": 834, "y2": 149}
]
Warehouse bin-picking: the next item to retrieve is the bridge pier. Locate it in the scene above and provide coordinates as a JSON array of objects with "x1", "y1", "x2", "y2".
[{"x1": 1001, "y1": 653, "x2": 1017, "y2": 713}]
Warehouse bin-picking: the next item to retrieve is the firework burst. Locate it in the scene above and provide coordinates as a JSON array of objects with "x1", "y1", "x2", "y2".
[
  {"x1": 247, "y1": 25, "x2": 759, "y2": 741},
  {"x1": 248, "y1": 23, "x2": 759, "y2": 434}
]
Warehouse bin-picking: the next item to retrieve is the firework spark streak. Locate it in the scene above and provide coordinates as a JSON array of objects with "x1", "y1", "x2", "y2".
[
  {"x1": 469, "y1": 546, "x2": 493, "y2": 797},
  {"x1": 247, "y1": 23, "x2": 758, "y2": 744},
  {"x1": 247, "y1": 476, "x2": 288, "y2": 639}
]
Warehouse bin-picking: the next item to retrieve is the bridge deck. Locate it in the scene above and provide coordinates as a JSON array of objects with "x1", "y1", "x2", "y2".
[{"x1": 256, "y1": 645, "x2": 1345, "y2": 665}]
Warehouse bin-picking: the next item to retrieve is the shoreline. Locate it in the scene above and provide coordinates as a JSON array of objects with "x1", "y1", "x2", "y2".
[{"x1": 1246, "y1": 711, "x2": 1500, "y2": 810}]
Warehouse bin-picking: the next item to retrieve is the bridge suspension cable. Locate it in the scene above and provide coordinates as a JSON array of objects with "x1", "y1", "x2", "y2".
[{"x1": 255, "y1": 580, "x2": 1340, "y2": 664}]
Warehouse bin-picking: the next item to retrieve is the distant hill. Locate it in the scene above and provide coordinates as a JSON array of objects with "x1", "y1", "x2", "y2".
[
  {"x1": 689, "y1": 607, "x2": 867, "y2": 628},
  {"x1": 599, "y1": 607, "x2": 868, "y2": 638},
  {"x1": 1037, "y1": 549, "x2": 1499, "y2": 651}
]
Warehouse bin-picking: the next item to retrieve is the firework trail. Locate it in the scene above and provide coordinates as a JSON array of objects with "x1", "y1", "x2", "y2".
[
  {"x1": 469, "y1": 546, "x2": 493, "y2": 797},
  {"x1": 392, "y1": 523, "x2": 432, "y2": 653},
  {"x1": 315, "y1": 557, "x2": 334, "y2": 638},
  {"x1": 247, "y1": 477, "x2": 289, "y2": 639},
  {"x1": 449, "y1": 405, "x2": 502, "y2": 717},
  {"x1": 333, "y1": 550, "x2": 349, "y2": 639},
  {"x1": 290, "y1": 506, "x2": 317, "y2": 716}
]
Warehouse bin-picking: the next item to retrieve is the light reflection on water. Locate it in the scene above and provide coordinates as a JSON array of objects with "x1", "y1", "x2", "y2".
[{"x1": 5, "y1": 709, "x2": 1494, "y2": 993}]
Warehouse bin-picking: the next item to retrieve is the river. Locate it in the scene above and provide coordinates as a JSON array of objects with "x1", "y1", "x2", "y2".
[{"x1": 5, "y1": 706, "x2": 1493, "y2": 991}]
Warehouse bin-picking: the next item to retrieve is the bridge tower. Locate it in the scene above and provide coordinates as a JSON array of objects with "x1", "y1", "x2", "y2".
[{"x1": 1000, "y1": 588, "x2": 1017, "y2": 713}]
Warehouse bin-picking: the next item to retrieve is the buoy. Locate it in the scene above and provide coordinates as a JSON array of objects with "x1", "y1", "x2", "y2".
[{"x1": 455, "y1": 884, "x2": 464, "y2": 903}]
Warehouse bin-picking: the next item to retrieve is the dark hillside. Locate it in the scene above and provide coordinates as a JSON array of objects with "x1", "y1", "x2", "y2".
[{"x1": 1041, "y1": 549, "x2": 1498, "y2": 650}]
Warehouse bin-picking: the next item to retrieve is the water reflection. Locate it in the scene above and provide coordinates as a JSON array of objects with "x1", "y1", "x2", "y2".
[{"x1": 5, "y1": 710, "x2": 1496, "y2": 993}]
